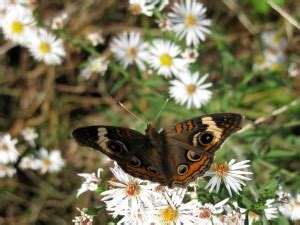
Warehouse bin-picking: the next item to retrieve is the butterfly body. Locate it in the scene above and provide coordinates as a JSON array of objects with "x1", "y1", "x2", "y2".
[{"x1": 72, "y1": 113, "x2": 244, "y2": 188}]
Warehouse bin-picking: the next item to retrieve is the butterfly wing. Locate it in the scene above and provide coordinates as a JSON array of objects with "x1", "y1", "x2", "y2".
[
  {"x1": 160, "y1": 113, "x2": 244, "y2": 187},
  {"x1": 72, "y1": 126, "x2": 166, "y2": 185}
]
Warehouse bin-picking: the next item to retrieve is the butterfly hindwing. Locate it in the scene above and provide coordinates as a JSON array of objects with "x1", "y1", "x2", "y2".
[{"x1": 161, "y1": 113, "x2": 244, "y2": 187}]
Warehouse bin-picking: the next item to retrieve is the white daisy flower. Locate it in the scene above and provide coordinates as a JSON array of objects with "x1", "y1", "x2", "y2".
[
  {"x1": 253, "y1": 49, "x2": 286, "y2": 72},
  {"x1": 0, "y1": 164, "x2": 16, "y2": 178},
  {"x1": 148, "y1": 39, "x2": 188, "y2": 78},
  {"x1": 128, "y1": 0, "x2": 158, "y2": 16},
  {"x1": 110, "y1": 31, "x2": 149, "y2": 70},
  {"x1": 21, "y1": 127, "x2": 38, "y2": 146},
  {"x1": 19, "y1": 155, "x2": 40, "y2": 170},
  {"x1": 80, "y1": 56, "x2": 109, "y2": 80},
  {"x1": 264, "y1": 199, "x2": 278, "y2": 220},
  {"x1": 0, "y1": 134, "x2": 19, "y2": 164},
  {"x1": 261, "y1": 30, "x2": 287, "y2": 51},
  {"x1": 204, "y1": 159, "x2": 253, "y2": 196},
  {"x1": 51, "y1": 12, "x2": 68, "y2": 30},
  {"x1": 36, "y1": 148, "x2": 65, "y2": 174},
  {"x1": 101, "y1": 163, "x2": 159, "y2": 220},
  {"x1": 157, "y1": 17, "x2": 172, "y2": 32},
  {"x1": 168, "y1": 0, "x2": 211, "y2": 46},
  {"x1": 169, "y1": 71, "x2": 212, "y2": 109},
  {"x1": 86, "y1": 32, "x2": 105, "y2": 46},
  {"x1": 197, "y1": 198, "x2": 229, "y2": 225},
  {"x1": 116, "y1": 207, "x2": 157, "y2": 225},
  {"x1": 182, "y1": 47, "x2": 199, "y2": 64},
  {"x1": 27, "y1": 29, "x2": 66, "y2": 65},
  {"x1": 154, "y1": 187, "x2": 201, "y2": 224},
  {"x1": 1, "y1": 6, "x2": 35, "y2": 45},
  {"x1": 247, "y1": 211, "x2": 260, "y2": 225},
  {"x1": 77, "y1": 168, "x2": 103, "y2": 197},
  {"x1": 72, "y1": 208, "x2": 94, "y2": 225},
  {"x1": 279, "y1": 194, "x2": 300, "y2": 221}
]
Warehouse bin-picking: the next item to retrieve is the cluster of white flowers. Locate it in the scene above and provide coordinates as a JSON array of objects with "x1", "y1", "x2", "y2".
[
  {"x1": 75, "y1": 160, "x2": 257, "y2": 224},
  {"x1": 0, "y1": 127, "x2": 65, "y2": 178},
  {"x1": 253, "y1": 30, "x2": 287, "y2": 72},
  {"x1": 0, "y1": 1, "x2": 66, "y2": 65},
  {"x1": 105, "y1": 0, "x2": 213, "y2": 109}
]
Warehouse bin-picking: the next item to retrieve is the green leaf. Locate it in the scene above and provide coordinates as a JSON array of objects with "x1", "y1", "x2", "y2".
[
  {"x1": 265, "y1": 150, "x2": 299, "y2": 159},
  {"x1": 251, "y1": 0, "x2": 270, "y2": 14}
]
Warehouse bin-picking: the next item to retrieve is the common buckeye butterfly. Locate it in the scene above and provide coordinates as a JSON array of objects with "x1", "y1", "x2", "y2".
[{"x1": 72, "y1": 113, "x2": 244, "y2": 188}]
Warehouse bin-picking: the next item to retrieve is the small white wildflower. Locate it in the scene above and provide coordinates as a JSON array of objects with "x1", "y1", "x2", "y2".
[
  {"x1": 253, "y1": 49, "x2": 286, "y2": 72},
  {"x1": 80, "y1": 56, "x2": 109, "y2": 79},
  {"x1": 264, "y1": 199, "x2": 278, "y2": 220},
  {"x1": 21, "y1": 127, "x2": 38, "y2": 146},
  {"x1": 198, "y1": 198, "x2": 229, "y2": 225},
  {"x1": 182, "y1": 47, "x2": 199, "y2": 63},
  {"x1": 0, "y1": 164, "x2": 16, "y2": 178},
  {"x1": 204, "y1": 159, "x2": 253, "y2": 196},
  {"x1": 279, "y1": 194, "x2": 300, "y2": 221},
  {"x1": 101, "y1": 163, "x2": 159, "y2": 220},
  {"x1": 0, "y1": 134, "x2": 19, "y2": 164},
  {"x1": 169, "y1": 71, "x2": 212, "y2": 109},
  {"x1": 19, "y1": 155, "x2": 40, "y2": 170},
  {"x1": 157, "y1": 17, "x2": 172, "y2": 32},
  {"x1": 261, "y1": 30, "x2": 287, "y2": 51},
  {"x1": 1, "y1": 6, "x2": 35, "y2": 45},
  {"x1": 110, "y1": 31, "x2": 149, "y2": 71},
  {"x1": 168, "y1": 0, "x2": 211, "y2": 46},
  {"x1": 27, "y1": 29, "x2": 66, "y2": 65},
  {"x1": 148, "y1": 39, "x2": 188, "y2": 78},
  {"x1": 128, "y1": 0, "x2": 158, "y2": 16},
  {"x1": 77, "y1": 168, "x2": 103, "y2": 197},
  {"x1": 72, "y1": 208, "x2": 94, "y2": 225},
  {"x1": 86, "y1": 32, "x2": 105, "y2": 46},
  {"x1": 36, "y1": 148, "x2": 65, "y2": 174},
  {"x1": 155, "y1": 187, "x2": 201, "y2": 224},
  {"x1": 51, "y1": 12, "x2": 68, "y2": 30}
]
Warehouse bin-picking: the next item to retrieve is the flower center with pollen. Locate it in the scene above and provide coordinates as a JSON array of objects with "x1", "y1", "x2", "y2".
[
  {"x1": 42, "y1": 159, "x2": 51, "y2": 167},
  {"x1": 127, "y1": 47, "x2": 137, "y2": 58},
  {"x1": 126, "y1": 183, "x2": 139, "y2": 196},
  {"x1": 160, "y1": 54, "x2": 172, "y2": 67},
  {"x1": 11, "y1": 21, "x2": 24, "y2": 34},
  {"x1": 215, "y1": 163, "x2": 229, "y2": 177},
  {"x1": 199, "y1": 208, "x2": 212, "y2": 219},
  {"x1": 186, "y1": 84, "x2": 196, "y2": 95},
  {"x1": 0, "y1": 143, "x2": 9, "y2": 152},
  {"x1": 129, "y1": 4, "x2": 142, "y2": 15},
  {"x1": 39, "y1": 42, "x2": 51, "y2": 54},
  {"x1": 185, "y1": 14, "x2": 197, "y2": 27},
  {"x1": 162, "y1": 206, "x2": 177, "y2": 222}
]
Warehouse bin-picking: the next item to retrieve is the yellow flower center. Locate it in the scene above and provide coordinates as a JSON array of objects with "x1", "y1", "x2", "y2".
[
  {"x1": 199, "y1": 208, "x2": 211, "y2": 219},
  {"x1": 162, "y1": 206, "x2": 177, "y2": 222},
  {"x1": 127, "y1": 47, "x2": 137, "y2": 58},
  {"x1": 186, "y1": 84, "x2": 196, "y2": 95},
  {"x1": 214, "y1": 163, "x2": 229, "y2": 177},
  {"x1": 160, "y1": 54, "x2": 172, "y2": 67},
  {"x1": 272, "y1": 33, "x2": 281, "y2": 44},
  {"x1": 0, "y1": 143, "x2": 9, "y2": 151},
  {"x1": 126, "y1": 183, "x2": 139, "y2": 196},
  {"x1": 129, "y1": 4, "x2": 142, "y2": 15},
  {"x1": 185, "y1": 14, "x2": 197, "y2": 27},
  {"x1": 42, "y1": 159, "x2": 51, "y2": 167},
  {"x1": 39, "y1": 42, "x2": 51, "y2": 54},
  {"x1": 11, "y1": 21, "x2": 24, "y2": 34}
]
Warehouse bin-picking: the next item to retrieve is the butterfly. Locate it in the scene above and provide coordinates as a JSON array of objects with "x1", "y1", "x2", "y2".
[{"x1": 72, "y1": 113, "x2": 244, "y2": 188}]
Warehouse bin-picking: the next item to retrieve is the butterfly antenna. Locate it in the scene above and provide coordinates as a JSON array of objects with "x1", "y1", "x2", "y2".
[
  {"x1": 118, "y1": 102, "x2": 146, "y2": 124},
  {"x1": 154, "y1": 98, "x2": 169, "y2": 122}
]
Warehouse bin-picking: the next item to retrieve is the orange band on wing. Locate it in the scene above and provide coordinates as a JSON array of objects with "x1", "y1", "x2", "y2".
[
  {"x1": 187, "y1": 120, "x2": 194, "y2": 131},
  {"x1": 174, "y1": 156, "x2": 210, "y2": 181},
  {"x1": 175, "y1": 124, "x2": 183, "y2": 133}
]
